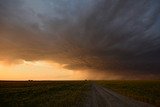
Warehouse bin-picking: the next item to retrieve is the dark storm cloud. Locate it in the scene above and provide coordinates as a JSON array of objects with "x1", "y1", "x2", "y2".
[{"x1": 0, "y1": 0, "x2": 160, "y2": 79}]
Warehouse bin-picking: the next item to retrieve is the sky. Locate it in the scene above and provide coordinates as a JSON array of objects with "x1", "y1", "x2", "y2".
[{"x1": 0, "y1": 0, "x2": 160, "y2": 80}]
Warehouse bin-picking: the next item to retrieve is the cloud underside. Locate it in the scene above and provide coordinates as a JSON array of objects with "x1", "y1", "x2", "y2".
[{"x1": 0, "y1": 0, "x2": 160, "y2": 79}]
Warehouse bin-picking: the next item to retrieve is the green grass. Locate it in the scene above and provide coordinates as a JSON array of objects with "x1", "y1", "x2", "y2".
[
  {"x1": 0, "y1": 81, "x2": 91, "y2": 107},
  {"x1": 96, "y1": 80, "x2": 160, "y2": 107}
]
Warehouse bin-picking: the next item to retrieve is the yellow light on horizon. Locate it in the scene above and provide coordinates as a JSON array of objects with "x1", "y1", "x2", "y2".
[
  {"x1": 0, "y1": 60, "x2": 119, "y2": 80},
  {"x1": 0, "y1": 60, "x2": 77, "y2": 80}
]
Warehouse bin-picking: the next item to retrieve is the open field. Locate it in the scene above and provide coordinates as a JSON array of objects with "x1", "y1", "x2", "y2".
[
  {"x1": 0, "y1": 81, "x2": 90, "y2": 107},
  {"x1": 96, "y1": 80, "x2": 160, "y2": 107},
  {"x1": 0, "y1": 80, "x2": 159, "y2": 107}
]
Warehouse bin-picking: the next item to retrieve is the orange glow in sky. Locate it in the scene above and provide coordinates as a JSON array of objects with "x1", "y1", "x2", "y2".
[{"x1": 0, "y1": 60, "x2": 85, "y2": 80}]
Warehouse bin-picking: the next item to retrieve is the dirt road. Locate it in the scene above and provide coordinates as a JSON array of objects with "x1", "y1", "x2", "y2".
[{"x1": 85, "y1": 84, "x2": 154, "y2": 107}]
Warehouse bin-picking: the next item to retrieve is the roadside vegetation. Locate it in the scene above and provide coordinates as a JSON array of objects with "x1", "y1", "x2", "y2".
[
  {"x1": 0, "y1": 81, "x2": 91, "y2": 107},
  {"x1": 96, "y1": 80, "x2": 160, "y2": 107}
]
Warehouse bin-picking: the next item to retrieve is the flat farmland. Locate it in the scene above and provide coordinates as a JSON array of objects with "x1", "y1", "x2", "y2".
[
  {"x1": 0, "y1": 80, "x2": 159, "y2": 107},
  {"x1": 0, "y1": 81, "x2": 90, "y2": 107}
]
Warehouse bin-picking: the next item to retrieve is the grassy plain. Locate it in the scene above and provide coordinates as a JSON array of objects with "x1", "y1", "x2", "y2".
[
  {"x1": 0, "y1": 80, "x2": 159, "y2": 107},
  {"x1": 96, "y1": 80, "x2": 160, "y2": 107},
  {"x1": 0, "y1": 81, "x2": 90, "y2": 107}
]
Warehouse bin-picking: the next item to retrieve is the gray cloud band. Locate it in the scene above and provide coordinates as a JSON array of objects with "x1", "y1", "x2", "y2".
[{"x1": 0, "y1": 0, "x2": 160, "y2": 78}]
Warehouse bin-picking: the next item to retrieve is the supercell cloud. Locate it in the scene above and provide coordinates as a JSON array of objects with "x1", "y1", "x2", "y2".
[{"x1": 0, "y1": 0, "x2": 160, "y2": 79}]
